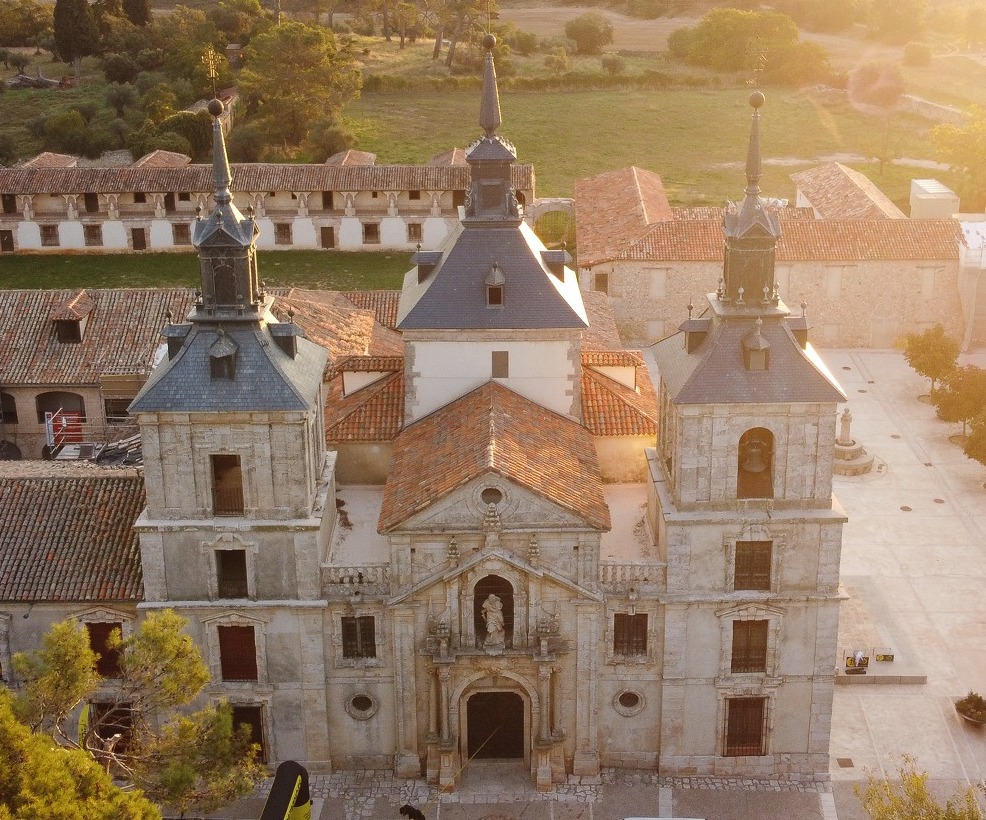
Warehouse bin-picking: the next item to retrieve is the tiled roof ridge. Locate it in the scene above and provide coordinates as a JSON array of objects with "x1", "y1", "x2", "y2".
[
  {"x1": 582, "y1": 349, "x2": 645, "y2": 367},
  {"x1": 325, "y1": 369, "x2": 403, "y2": 439}
]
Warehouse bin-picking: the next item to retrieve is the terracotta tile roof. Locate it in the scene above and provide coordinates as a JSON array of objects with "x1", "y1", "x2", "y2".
[
  {"x1": 0, "y1": 288, "x2": 195, "y2": 386},
  {"x1": 0, "y1": 474, "x2": 144, "y2": 602},
  {"x1": 582, "y1": 350, "x2": 645, "y2": 367},
  {"x1": 50, "y1": 289, "x2": 96, "y2": 321},
  {"x1": 429, "y1": 148, "x2": 468, "y2": 166},
  {"x1": 615, "y1": 218, "x2": 961, "y2": 263},
  {"x1": 132, "y1": 149, "x2": 192, "y2": 168},
  {"x1": 581, "y1": 365, "x2": 658, "y2": 437},
  {"x1": 379, "y1": 382, "x2": 609, "y2": 532},
  {"x1": 342, "y1": 290, "x2": 401, "y2": 329},
  {"x1": 672, "y1": 206, "x2": 815, "y2": 221},
  {"x1": 575, "y1": 167, "x2": 672, "y2": 265},
  {"x1": 581, "y1": 290, "x2": 624, "y2": 351},
  {"x1": 20, "y1": 152, "x2": 77, "y2": 168},
  {"x1": 791, "y1": 162, "x2": 906, "y2": 220},
  {"x1": 325, "y1": 369, "x2": 404, "y2": 442},
  {"x1": 325, "y1": 149, "x2": 377, "y2": 166},
  {"x1": 271, "y1": 292, "x2": 378, "y2": 363},
  {"x1": 329, "y1": 355, "x2": 404, "y2": 377},
  {"x1": 0, "y1": 163, "x2": 535, "y2": 195}
]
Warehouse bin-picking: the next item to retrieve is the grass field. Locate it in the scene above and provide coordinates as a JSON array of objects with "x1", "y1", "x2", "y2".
[
  {"x1": 346, "y1": 85, "x2": 965, "y2": 207},
  {"x1": 0, "y1": 250, "x2": 412, "y2": 291}
]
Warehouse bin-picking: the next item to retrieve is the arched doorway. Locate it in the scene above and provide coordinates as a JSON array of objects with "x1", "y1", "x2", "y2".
[{"x1": 466, "y1": 691, "x2": 524, "y2": 759}]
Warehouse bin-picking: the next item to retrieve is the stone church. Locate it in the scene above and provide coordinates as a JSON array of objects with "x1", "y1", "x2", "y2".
[{"x1": 4, "y1": 42, "x2": 847, "y2": 789}]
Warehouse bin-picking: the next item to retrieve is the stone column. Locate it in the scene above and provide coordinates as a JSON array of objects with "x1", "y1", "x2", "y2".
[
  {"x1": 425, "y1": 664, "x2": 440, "y2": 784},
  {"x1": 537, "y1": 665, "x2": 552, "y2": 743},
  {"x1": 437, "y1": 666, "x2": 451, "y2": 744},
  {"x1": 573, "y1": 608, "x2": 600, "y2": 775},
  {"x1": 392, "y1": 607, "x2": 421, "y2": 777}
]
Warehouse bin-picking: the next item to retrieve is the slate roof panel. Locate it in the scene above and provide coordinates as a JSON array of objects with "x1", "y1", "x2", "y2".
[
  {"x1": 652, "y1": 317, "x2": 846, "y2": 405},
  {"x1": 0, "y1": 475, "x2": 144, "y2": 602},
  {"x1": 0, "y1": 164, "x2": 534, "y2": 194},
  {"x1": 0, "y1": 288, "x2": 196, "y2": 386},
  {"x1": 398, "y1": 225, "x2": 588, "y2": 330},
  {"x1": 129, "y1": 322, "x2": 327, "y2": 413},
  {"x1": 379, "y1": 382, "x2": 609, "y2": 532}
]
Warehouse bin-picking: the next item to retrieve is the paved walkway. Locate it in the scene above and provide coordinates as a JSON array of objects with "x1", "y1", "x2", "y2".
[{"x1": 214, "y1": 349, "x2": 986, "y2": 820}]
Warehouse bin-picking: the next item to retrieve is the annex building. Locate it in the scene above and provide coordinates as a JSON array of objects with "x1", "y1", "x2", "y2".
[{"x1": 0, "y1": 53, "x2": 848, "y2": 788}]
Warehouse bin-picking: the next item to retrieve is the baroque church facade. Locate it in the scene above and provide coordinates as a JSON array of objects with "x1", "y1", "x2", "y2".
[{"x1": 2, "y1": 45, "x2": 847, "y2": 789}]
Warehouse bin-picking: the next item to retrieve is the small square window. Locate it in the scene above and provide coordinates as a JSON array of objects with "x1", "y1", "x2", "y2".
[
  {"x1": 83, "y1": 225, "x2": 102, "y2": 246},
  {"x1": 594, "y1": 272, "x2": 609, "y2": 295},
  {"x1": 341, "y1": 616, "x2": 376, "y2": 659},
  {"x1": 321, "y1": 191, "x2": 334, "y2": 209},
  {"x1": 491, "y1": 350, "x2": 508, "y2": 379},
  {"x1": 173, "y1": 223, "x2": 191, "y2": 245},
  {"x1": 133, "y1": 192, "x2": 146, "y2": 204},
  {"x1": 407, "y1": 223, "x2": 422, "y2": 242},
  {"x1": 363, "y1": 223, "x2": 380, "y2": 244},
  {"x1": 409, "y1": 189, "x2": 421, "y2": 200},
  {"x1": 371, "y1": 191, "x2": 379, "y2": 199},
  {"x1": 274, "y1": 223, "x2": 292, "y2": 245},
  {"x1": 452, "y1": 190, "x2": 466, "y2": 208},
  {"x1": 178, "y1": 192, "x2": 191, "y2": 202}
]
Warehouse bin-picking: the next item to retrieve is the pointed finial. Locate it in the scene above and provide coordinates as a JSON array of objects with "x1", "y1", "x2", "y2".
[
  {"x1": 208, "y1": 98, "x2": 233, "y2": 206},
  {"x1": 687, "y1": 299, "x2": 694, "y2": 318},
  {"x1": 745, "y1": 91, "x2": 765, "y2": 196},
  {"x1": 479, "y1": 33, "x2": 502, "y2": 137},
  {"x1": 165, "y1": 309, "x2": 173, "y2": 323},
  {"x1": 801, "y1": 300, "x2": 808, "y2": 317}
]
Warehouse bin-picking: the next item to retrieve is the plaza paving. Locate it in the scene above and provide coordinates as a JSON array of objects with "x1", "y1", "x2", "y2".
[{"x1": 215, "y1": 348, "x2": 986, "y2": 820}]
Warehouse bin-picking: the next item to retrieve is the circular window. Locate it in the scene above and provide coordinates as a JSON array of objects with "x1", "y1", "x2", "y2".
[
  {"x1": 481, "y1": 487, "x2": 503, "y2": 505},
  {"x1": 345, "y1": 692, "x2": 378, "y2": 720},
  {"x1": 613, "y1": 689, "x2": 645, "y2": 717}
]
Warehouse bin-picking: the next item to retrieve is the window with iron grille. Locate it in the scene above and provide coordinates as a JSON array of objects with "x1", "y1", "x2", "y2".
[
  {"x1": 40, "y1": 225, "x2": 59, "y2": 246},
  {"x1": 173, "y1": 223, "x2": 191, "y2": 245},
  {"x1": 613, "y1": 613, "x2": 648, "y2": 656},
  {"x1": 232, "y1": 704, "x2": 266, "y2": 762},
  {"x1": 90, "y1": 701, "x2": 133, "y2": 755},
  {"x1": 86, "y1": 622, "x2": 122, "y2": 678},
  {"x1": 83, "y1": 224, "x2": 102, "y2": 246},
  {"x1": 218, "y1": 625, "x2": 258, "y2": 680},
  {"x1": 341, "y1": 616, "x2": 376, "y2": 659},
  {"x1": 211, "y1": 454, "x2": 244, "y2": 515},
  {"x1": 274, "y1": 223, "x2": 292, "y2": 245},
  {"x1": 730, "y1": 619, "x2": 768, "y2": 673},
  {"x1": 724, "y1": 696, "x2": 767, "y2": 756},
  {"x1": 363, "y1": 223, "x2": 380, "y2": 244},
  {"x1": 734, "y1": 540, "x2": 772, "y2": 591},
  {"x1": 407, "y1": 222, "x2": 422, "y2": 242},
  {"x1": 217, "y1": 550, "x2": 249, "y2": 598}
]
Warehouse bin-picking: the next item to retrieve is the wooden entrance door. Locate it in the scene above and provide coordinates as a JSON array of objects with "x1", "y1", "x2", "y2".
[
  {"x1": 0, "y1": 230, "x2": 13, "y2": 252},
  {"x1": 320, "y1": 226, "x2": 335, "y2": 248},
  {"x1": 132, "y1": 228, "x2": 147, "y2": 251},
  {"x1": 466, "y1": 691, "x2": 524, "y2": 759}
]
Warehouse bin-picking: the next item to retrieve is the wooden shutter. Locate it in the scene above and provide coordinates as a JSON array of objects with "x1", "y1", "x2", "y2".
[{"x1": 218, "y1": 625, "x2": 258, "y2": 681}]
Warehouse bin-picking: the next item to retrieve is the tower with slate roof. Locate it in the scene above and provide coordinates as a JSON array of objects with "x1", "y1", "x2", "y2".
[
  {"x1": 648, "y1": 93, "x2": 847, "y2": 777},
  {"x1": 129, "y1": 99, "x2": 334, "y2": 768}
]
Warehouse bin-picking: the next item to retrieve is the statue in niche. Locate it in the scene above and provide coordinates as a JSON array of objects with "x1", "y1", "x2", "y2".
[{"x1": 482, "y1": 593, "x2": 505, "y2": 649}]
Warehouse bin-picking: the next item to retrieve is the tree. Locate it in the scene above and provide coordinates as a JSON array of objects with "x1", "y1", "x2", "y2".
[
  {"x1": 902, "y1": 324, "x2": 959, "y2": 395},
  {"x1": 239, "y1": 21, "x2": 361, "y2": 147},
  {"x1": 564, "y1": 11, "x2": 614, "y2": 55},
  {"x1": 543, "y1": 45, "x2": 569, "y2": 75},
  {"x1": 965, "y1": 410, "x2": 986, "y2": 468},
  {"x1": 123, "y1": 0, "x2": 151, "y2": 26},
  {"x1": 848, "y1": 61, "x2": 905, "y2": 107},
  {"x1": 106, "y1": 82, "x2": 138, "y2": 116},
  {"x1": 601, "y1": 52, "x2": 625, "y2": 75},
  {"x1": 0, "y1": 0, "x2": 54, "y2": 47},
  {"x1": 11, "y1": 612, "x2": 263, "y2": 818},
  {"x1": 856, "y1": 756, "x2": 982, "y2": 820},
  {"x1": 868, "y1": 0, "x2": 927, "y2": 45},
  {"x1": 53, "y1": 0, "x2": 100, "y2": 82},
  {"x1": 934, "y1": 365, "x2": 986, "y2": 436},
  {"x1": 0, "y1": 690, "x2": 160, "y2": 820},
  {"x1": 933, "y1": 107, "x2": 986, "y2": 205}
]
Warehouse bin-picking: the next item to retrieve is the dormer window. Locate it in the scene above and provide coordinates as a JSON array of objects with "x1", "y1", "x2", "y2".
[
  {"x1": 209, "y1": 330, "x2": 238, "y2": 380},
  {"x1": 50, "y1": 290, "x2": 94, "y2": 343},
  {"x1": 485, "y1": 262, "x2": 505, "y2": 307},
  {"x1": 54, "y1": 319, "x2": 82, "y2": 343},
  {"x1": 742, "y1": 319, "x2": 770, "y2": 371}
]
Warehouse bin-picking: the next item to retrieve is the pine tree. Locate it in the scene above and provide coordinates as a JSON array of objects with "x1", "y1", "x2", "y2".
[
  {"x1": 122, "y1": 0, "x2": 150, "y2": 26},
  {"x1": 53, "y1": 0, "x2": 99, "y2": 83}
]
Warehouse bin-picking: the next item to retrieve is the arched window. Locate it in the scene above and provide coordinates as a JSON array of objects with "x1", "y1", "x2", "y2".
[
  {"x1": 0, "y1": 392, "x2": 16, "y2": 424},
  {"x1": 35, "y1": 391, "x2": 86, "y2": 424},
  {"x1": 473, "y1": 574, "x2": 513, "y2": 650},
  {"x1": 737, "y1": 427, "x2": 774, "y2": 499}
]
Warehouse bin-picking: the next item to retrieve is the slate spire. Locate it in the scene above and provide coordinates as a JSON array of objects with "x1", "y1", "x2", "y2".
[
  {"x1": 479, "y1": 32, "x2": 502, "y2": 137},
  {"x1": 210, "y1": 97, "x2": 233, "y2": 206}
]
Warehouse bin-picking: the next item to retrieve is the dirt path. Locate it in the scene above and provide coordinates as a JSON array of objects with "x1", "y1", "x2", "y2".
[{"x1": 496, "y1": 6, "x2": 697, "y2": 51}]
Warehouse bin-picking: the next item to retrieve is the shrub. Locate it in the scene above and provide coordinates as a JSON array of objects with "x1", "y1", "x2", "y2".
[
  {"x1": 956, "y1": 691, "x2": 986, "y2": 721},
  {"x1": 544, "y1": 46, "x2": 570, "y2": 75},
  {"x1": 903, "y1": 41, "x2": 932, "y2": 67},
  {"x1": 564, "y1": 12, "x2": 614, "y2": 55},
  {"x1": 601, "y1": 52, "x2": 625, "y2": 75},
  {"x1": 848, "y1": 61, "x2": 905, "y2": 107},
  {"x1": 102, "y1": 51, "x2": 140, "y2": 83},
  {"x1": 306, "y1": 116, "x2": 354, "y2": 162}
]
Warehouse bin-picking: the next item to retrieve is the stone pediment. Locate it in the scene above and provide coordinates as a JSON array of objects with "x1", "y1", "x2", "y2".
[
  {"x1": 392, "y1": 473, "x2": 591, "y2": 533},
  {"x1": 389, "y1": 546, "x2": 602, "y2": 606}
]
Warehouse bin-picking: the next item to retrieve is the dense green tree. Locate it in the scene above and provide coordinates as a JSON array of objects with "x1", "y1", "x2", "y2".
[
  {"x1": 11, "y1": 612, "x2": 261, "y2": 817},
  {"x1": 902, "y1": 323, "x2": 959, "y2": 395},
  {"x1": 601, "y1": 52, "x2": 625, "y2": 75},
  {"x1": 306, "y1": 115, "x2": 355, "y2": 161},
  {"x1": 0, "y1": 0, "x2": 54, "y2": 47},
  {"x1": 208, "y1": 0, "x2": 270, "y2": 44},
  {"x1": 543, "y1": 45, "x2": 569, "y2": 75},
  {"x1": 565, "y1": 11, "x2": 614, "y2": 55},
  {"x1": 933, "y1": 107, "x2": 986, "y2": 205},
  {"x1": 856, "y1": 756, "x2": 982, "y2": 820},
  {"x1": 848, "y1": 60, "x2": 905, "y2": 107},
  {"x1": 123, "y1": 0, "x2": 151, "y2": 26},
  {"x1": 965, "y1": 411, "x2": 986, "y2": 468},
  {"x1": 139, "y1": 81, "x2": 179, "y2": 124},
  {"x1": 0, "y1": 690, "x2": 161, "y2": 820},
  {"x1": 239, "y1": 20, "x2": 361, "y2": 147},
  {"x1": 106, "y1": 82, "x2": 138, "y2": 116},
  {"x1": 53, "y1": 0, "x2": 100, "y2": 81},
  {"x1": 42, "y1": 109, "x2": 93, "y2": 156},
  {"x1": 868, "y1": 0, "x2": 927, "y2": 45},
  {"x1": 103, "y1": 51, "x2": 141, "y2": 83},
  {"x1": 156, "y1": 110, "x2": 213, "y2": 160},
  {"x1": 933, "y1": 365, "x2": 986, "y2": 436}
]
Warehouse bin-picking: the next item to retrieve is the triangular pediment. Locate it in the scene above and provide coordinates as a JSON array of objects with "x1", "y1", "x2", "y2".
[{"x1": 390, "y1": 473, "x2": 593, "y2": 533}]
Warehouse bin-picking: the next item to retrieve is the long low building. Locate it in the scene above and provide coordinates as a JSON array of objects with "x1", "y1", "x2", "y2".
[{"x1": 0, "y1": 148, "x2": 535, "y2": 254}]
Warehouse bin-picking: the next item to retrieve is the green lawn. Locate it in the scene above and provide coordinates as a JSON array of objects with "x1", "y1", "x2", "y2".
[
  {"x1": 0, "y1": 250, "x2": 412, "y2": 291},
  {"x1": 346, "y1": 86, "x2": 966, "y2": 208}
]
